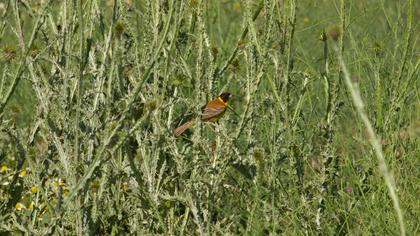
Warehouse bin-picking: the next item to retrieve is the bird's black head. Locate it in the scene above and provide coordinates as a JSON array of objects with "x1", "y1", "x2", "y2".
[{"x1": 219, "y1": 92, "x2": 231, "y2": 103}]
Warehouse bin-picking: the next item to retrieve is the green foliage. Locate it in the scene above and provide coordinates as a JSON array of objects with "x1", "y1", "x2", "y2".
[{"x1": 0, "y1": 0, "x2": 418, "y2": 234}]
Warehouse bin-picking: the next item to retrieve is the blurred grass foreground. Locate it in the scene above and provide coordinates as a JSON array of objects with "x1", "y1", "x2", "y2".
[{"x1": 0, "y1": 0, "x2": 419, "y2": 235}]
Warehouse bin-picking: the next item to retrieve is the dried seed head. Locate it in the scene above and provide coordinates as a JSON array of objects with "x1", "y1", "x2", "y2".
[
  {"x1": 252, "y1": 148, "x2": 264, "y2": 165},
  {"x1": 352, "y1": 75, "x2": 360, "y2": 82},
  {"x1": 327, "y1": 25, "x2": 341, "y2": 41},
  {"x1": 29, "y1": 44, "x2": 39, "y2": 58},
  {"x1": 230, "y1": 59, "x2": 240, "y2": 72},
  {"x1": 115, "y1": 21, "x2": 126, "y2": 37},
  {"x1": 147, "y1": 100, "x2": 158, "y2": 111},
  {"x1": 319, "y1": 31, "x2": 327, "y2": 41},
  {"x1": 190, "y1": 0, "x2": 198, "y2": 8},
  {"x1": 211, "y1": 47, "x2": 219, "y2": 58},
  {"x1": 310, "y1": 158, "x2": 322, "y2": 172},
  {"x1": 3, "y1": 46, "x2": 16, "y2": 61}
]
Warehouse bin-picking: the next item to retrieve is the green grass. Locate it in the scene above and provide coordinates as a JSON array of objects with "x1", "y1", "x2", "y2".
[{"x1": 0, "y1": 0, "x2": 419, "y2": 234}]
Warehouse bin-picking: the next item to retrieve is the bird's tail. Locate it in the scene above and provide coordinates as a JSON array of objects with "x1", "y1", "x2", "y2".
[{"x1": 174, "y1": 119, "x2": 195, "y2": 136}]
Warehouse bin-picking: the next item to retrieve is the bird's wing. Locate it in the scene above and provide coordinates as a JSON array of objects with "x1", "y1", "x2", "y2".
[{"x1": 201, "y1": 101, "x2": 226, "y2": 121}]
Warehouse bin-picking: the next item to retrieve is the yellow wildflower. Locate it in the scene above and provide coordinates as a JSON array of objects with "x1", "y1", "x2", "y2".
[
  {"x1": 0, "y1": 165, "x2": 8, "y2": 173},
  {"x1": 52, "y1": 178, "x2": 66, "y2": 188},
  {"x1": 15, "y1": 202, "x2": 25, "y2": 210},
  {"x1": 233, "y1": 2, "x2": 241, "y2": 11},
  {"x1": 31, "y1": 185, "x2": 38, "y2": 193},
  {"x1": 19, "y1": 170, "x2": 27, "y2": 177}
]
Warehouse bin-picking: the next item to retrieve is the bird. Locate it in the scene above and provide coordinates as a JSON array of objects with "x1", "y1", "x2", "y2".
[{"x1": 174, "y1": 92, "x2": 231, "y2": 136}]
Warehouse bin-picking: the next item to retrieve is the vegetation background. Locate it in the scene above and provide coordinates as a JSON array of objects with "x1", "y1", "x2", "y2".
[{"x1": 0, "y1": 0, "x2": 418, "y2": 235}]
